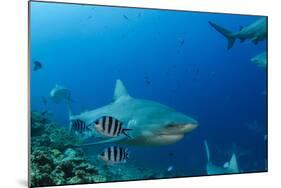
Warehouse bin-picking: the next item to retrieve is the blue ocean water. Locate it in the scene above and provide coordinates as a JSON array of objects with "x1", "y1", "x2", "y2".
[{"x1": 30, "y1": 2, "x2": 267, "y2": 178}]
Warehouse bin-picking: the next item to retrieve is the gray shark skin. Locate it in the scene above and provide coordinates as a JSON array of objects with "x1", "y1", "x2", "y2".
[
  {"x1": 251, "y1": 51, "x2": 267, "y2": 68},
  {"x1": 204, "y1": 140, "x2": 239, "y2": 175},
  {"x1": 50, "y1": 84, "x2": 73, "y2": 104},
  {"x1": 69, "y1": 80, "x2": 198, "y2": 146},
  {"x1": 209, "y1": 17, "x2": 267, "y2": 49}
]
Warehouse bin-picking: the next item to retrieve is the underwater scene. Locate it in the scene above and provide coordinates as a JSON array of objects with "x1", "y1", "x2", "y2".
[{"x1": 29, "y1": 1, "x2": 268, "y2": 187}]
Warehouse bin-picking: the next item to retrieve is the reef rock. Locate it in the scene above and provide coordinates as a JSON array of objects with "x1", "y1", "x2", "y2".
[{"x1": 30, "y1": 111, "x2": 106, "y2": 187}]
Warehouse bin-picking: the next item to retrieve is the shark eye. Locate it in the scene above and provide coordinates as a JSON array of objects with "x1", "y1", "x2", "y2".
[{"x1": 165, "y1": 123, "x2": 177, "y2": 129}]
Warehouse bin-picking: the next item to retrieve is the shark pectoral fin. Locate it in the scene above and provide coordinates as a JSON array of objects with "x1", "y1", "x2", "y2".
[
  {"x1": 228, "y1": 153, "x2": 239, "y2": 172},
  {"x1": 79, "y1": 136, "x2": 127, "y2": 147}
]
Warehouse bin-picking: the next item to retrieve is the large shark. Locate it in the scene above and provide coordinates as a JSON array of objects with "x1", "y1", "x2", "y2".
[
  {"x1": 251, "y1": 51, "x2": 267, "y2": 68},
  {"x1": 209, "y1": 17, "x2": 267, "y2": 49},
  {"x1": 204, "y1": 140, "x2": 239, "y2": 175},
  {"x1": 69, "y1": 80, "x2": 198, "y2": 146}
]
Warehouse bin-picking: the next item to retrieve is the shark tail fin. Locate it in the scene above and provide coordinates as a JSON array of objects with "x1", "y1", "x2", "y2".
[
  {"x1": 228, "y1": 153, "x2": 239, "y2": 172},
  {"x1": 209, "y1": 21, "x2": 236, "y2": 50},
  {"x1": 204, "y1": 140, "x2": 211, "y2": 162}
]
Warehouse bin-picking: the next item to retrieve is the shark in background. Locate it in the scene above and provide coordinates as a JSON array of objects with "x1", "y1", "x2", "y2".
[
  {"x1": 69, "y1": 79, "x2": 198, "y2": 147},
  {"x1": 251, "y1": 51, "x2": 267, "y2": 69},
  {"x1": 204, "y1": 140, "x2": 239, "y2": 175},
  {"x1": 209, "y1": 17, "x2": 267, "y2": 49},
  {"x1": 50, "y1": 84, "x2": 73, "y2": 104}
]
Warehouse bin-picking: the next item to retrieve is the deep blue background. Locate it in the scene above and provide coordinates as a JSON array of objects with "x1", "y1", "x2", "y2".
[{"x1": 30, "y1": 2, "x2": 267, "y2": 177}]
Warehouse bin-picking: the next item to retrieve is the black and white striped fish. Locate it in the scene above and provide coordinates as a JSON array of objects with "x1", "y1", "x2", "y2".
[
  {"x1": 93, "y1": 116, "x2": 132, "y2": 138},
  {"x1": 70, "y1": 119, "x2": 88, "y2": 134},
  {"x1": 99, "y1": 146, "x2": 129, "y2": 164}
]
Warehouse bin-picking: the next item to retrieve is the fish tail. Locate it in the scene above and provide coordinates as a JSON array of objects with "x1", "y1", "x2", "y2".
[
  {"x1": 209, "y1": 21, "x2": 236, "y2": 50},
  {"x1": 122, "y1": 128, "x2": 132, "y2": 138}
]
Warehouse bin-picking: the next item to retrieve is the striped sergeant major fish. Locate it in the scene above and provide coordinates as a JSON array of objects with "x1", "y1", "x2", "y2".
[
  {"x1": 99, "y1": 146, "x2": 129, "y2": 164},
  {"x1": 70, "y1": 119, "x2": 93, "y2": 139},
  {"x1": 93, "y1": 116, "x2": 132, "y2": 138}
]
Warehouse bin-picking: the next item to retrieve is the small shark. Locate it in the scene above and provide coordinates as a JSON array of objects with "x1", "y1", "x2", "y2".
[
  {"x1": 209, "y1": 17, "x2": 267, "y2": 49},
  {"x1": 69, "y1": 80, "x2": 198, "y2": 146},
  {"x1": 251, "y1": 51, "x2": 267, "y2": 68},
  {"x1": 50, "y1": 84, "x2": 73, "y2": 104},
  {"x1": 204, "y1": 140, "x2": 239, "y2": 175}
]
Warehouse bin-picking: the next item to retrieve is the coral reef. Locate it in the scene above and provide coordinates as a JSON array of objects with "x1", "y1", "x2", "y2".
[
  {"x1": 30, "y1": 111, "x2": 106, "y2": 187},
  {"x1": 30, "y1": 111, "x2": 168, "y2": 187}
]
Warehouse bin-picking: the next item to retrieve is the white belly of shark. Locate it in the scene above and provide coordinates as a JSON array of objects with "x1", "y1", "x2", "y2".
[{"x1": 69, "y1": 80, "x2": 198, "y2": 147}]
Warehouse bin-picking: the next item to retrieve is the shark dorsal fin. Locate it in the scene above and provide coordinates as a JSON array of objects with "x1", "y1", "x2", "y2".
[
  {"x1": 113, "y1": 79, "x2": 131, "y2": 102},
  {"x1": 228, "y1": 153, "x2": 239, "y2": 172}
]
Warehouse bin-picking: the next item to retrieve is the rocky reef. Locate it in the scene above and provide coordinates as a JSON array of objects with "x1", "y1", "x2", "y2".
[
  {"x1": 30, "y1": 111, "x2": 106, "y2": 187},
  {"x1": 30, "y1": 111, "x2": 169, "y2": 187}
]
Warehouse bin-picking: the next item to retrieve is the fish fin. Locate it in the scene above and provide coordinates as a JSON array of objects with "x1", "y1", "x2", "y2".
[
  {"x1": 78, "y1": 136, "x2": 127, "y2": 147},
  {"x1": 122, "y1": 129, "x2": 132, "y2": 138},
  {"x1": 228, "y1": 153, "x2": 239, "y2": 172},
  {"x1": 209, "y1": 21, "x2": 236, "y2": 50},
  {"x1": 204, "y1": 140, "x2": 211, "y2": 162},
  {"x1": 113, "y1": 80, "x2": 131, "y2": 102},
  {"x1": 125, "y1": 148, "x2": 129, "y2": 160}
]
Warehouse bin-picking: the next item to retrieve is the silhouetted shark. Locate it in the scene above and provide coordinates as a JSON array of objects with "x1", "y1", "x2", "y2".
[{"x1": 209, "y1": 17, "x2": 267, "y2": 49}]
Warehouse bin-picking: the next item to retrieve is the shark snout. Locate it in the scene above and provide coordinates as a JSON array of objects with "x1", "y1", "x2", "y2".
[{"x1": 181, "y1": 122, "x2": 198, "y2": 133}]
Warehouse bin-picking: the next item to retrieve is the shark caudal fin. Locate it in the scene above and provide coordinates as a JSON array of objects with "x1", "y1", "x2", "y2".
[
  {"x1": 209, "y1": 21, "x2": 236, "y2": 50},
  {"x1": 204, "y1": 140, "x2": 211, "y2": 162},
  {"x1": 113, "y1": 79, "x2": 131, "y2": 102}
]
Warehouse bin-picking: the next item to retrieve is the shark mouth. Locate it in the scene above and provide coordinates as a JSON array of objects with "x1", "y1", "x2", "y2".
[{"x1": 158, "y1": 122, "x2": 198, "y2": 136}]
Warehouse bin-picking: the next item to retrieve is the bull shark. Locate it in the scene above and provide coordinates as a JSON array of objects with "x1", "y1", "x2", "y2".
[
  {"x1": 69, "y1": 79, "x2": 198, "y2": 146},
  {"x1": 251, "y1": 51, "x2": 267, "y2": 68},
  {"x1": 204, "y1": 140, "x2": 239, "y2": 175},
  {"x1": 209, "y1": 17, "x2": 267, "y2": 49}
]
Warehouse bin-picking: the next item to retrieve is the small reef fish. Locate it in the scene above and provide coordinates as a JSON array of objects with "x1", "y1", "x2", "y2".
[
  {"x1": 70, "y1": 119, "x2": 87, "y2": 134},
  {"x1": 99, "y1": 146, "x2": 129, "y2": 164},
  {"x1": 123, "y1": 14, "x2": 129, "y2": 20},
  {"x1": 50, "y1": 84, "x2": 73, "y2": 104},
  {"x1": 33, "y1": 60, "x2": 42, "y2": 71},
  {"x1": 93, "y1": 116, "x2": 132, "y2": 138},
  {"x1": 167, "y1": 165, "x2": 173, "y2": 172},
  {"x1": 251, "y1": 51, "x2": 267, "y2": 69},
  {"x1": 209, "y1": 17, "x2": 267, "y2": 49}
]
